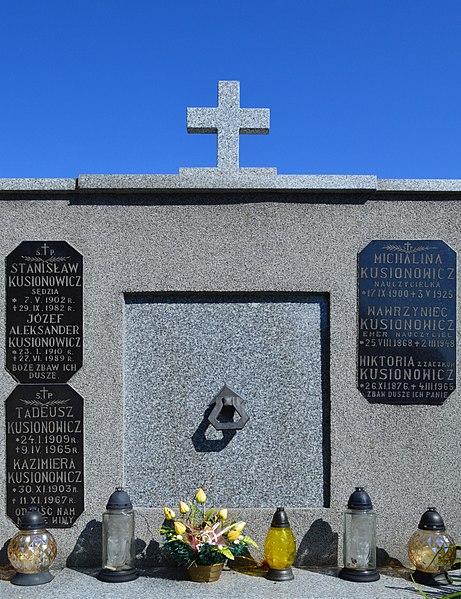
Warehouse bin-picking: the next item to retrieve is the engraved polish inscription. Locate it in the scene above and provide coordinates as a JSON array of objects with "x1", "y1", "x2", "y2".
[
  {"x1": 6, "y1": 385, "x2": 84, "y2": 527},
  {"x1": 358, "y1": 240, "x2": 456, "y2": 404},
  {"x1": 6, "y1": 241, "x2": 83, "y2": 383}
]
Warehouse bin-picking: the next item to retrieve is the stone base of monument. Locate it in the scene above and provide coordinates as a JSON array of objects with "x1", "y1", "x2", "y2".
[{"x1": 0, "y1": 567, "x2": 441, "y2": 598}]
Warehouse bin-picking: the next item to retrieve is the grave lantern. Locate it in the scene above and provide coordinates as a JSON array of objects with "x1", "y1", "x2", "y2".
[
  {"x1": 98, "y1": 487, "x2": 138, "y2": 583},
  {"x1": 264, "y1": 507, "x2": 296, "y2": 581},
  {"x1": 408, "y1": 507, "x2": 456, "y2": 586},
  {"x1": 338, "y1": 487, "x2": 380, "y2": 582},
  {"x1": 8, "y1": 509, "x2": 57, "y2": 586}
]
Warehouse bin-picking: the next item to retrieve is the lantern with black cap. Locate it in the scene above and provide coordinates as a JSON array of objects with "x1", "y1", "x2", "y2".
[
  {"x1": 338, "y1": 486, "x2": 380, "y2": 582},
  {"x1": 8, "y1": 509, "x2": 57, "y2": 586},
  {"x1": 264, "y1": 507, "x2": 296, "y2": 581},
  {"x1": 408, "y1": 507, "x2": 456, "y2": 586},
  {"x1": 98, "y1": 487, "x2": 138, "y2": 582}
]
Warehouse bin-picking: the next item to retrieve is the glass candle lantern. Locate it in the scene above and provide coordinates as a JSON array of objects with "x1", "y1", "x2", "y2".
[
  {"x1": 338, "y1": 487, "x2": 380, "y2": 583},
  {"x1": 98, "y1": 487, "x2": 138, "y2": 583},
  {"x1": 8, "y1": 509, "x2": 57, "y2": 586},
  {"x1": 264, "y1": 507, "x2": 296, "y2": 581},
  {"x1": 408, "y1": 507, "x2": 456, "y2": 587}
]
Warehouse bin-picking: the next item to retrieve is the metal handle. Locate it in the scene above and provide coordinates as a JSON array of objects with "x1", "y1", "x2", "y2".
[{"x1": 208, "y1": 385, "x2": 249, "y2": 431}]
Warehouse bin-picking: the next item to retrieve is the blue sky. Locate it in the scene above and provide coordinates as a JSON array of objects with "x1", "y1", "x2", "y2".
[{"x1": 0, "y1": 1, "x2": 460, "y2": 179}]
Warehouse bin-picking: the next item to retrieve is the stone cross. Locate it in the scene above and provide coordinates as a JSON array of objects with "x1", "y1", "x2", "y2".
[{"x1": 186, "y1": 81, "x2": 270, "y2": 173}]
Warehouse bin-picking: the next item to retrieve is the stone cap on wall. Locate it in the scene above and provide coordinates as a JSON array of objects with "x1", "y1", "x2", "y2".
[{"x1": 1, "y1": 175, "x2": 461, "y2": 194}]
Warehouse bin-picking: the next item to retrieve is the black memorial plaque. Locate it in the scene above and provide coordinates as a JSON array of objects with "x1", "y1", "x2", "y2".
[
  {"x1": 6, "y1": 384, "x2": 84, "y2": 527},
  {"x1": 6, "y1": 241, "x2": 83, "y2": 383},
  {"x1": 358, "y1": 240, "x2": 456, "y2": 404}
]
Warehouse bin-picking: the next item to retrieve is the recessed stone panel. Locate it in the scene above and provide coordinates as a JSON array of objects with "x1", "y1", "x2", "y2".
[{"x1": 124, "y1": 293, "x2": 329, "y2": 508}]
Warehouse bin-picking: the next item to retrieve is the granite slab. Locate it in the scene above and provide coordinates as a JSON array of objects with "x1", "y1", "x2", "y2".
[
  {"x1": 0, "y1": 567, "x2": 437, "y2": 599},
  {"x1": 77, "y1": 172, "x2": 377, "y2": 191},
  {"x1": 0, "y1": 178, "x2": 76, "y2": 191},
  {"x1": 124, "y1": 295, "x2": 328, "y2": 508}
]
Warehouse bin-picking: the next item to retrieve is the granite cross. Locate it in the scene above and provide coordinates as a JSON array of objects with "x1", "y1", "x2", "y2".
[{"x1": 186, "y1": 81, "x2": 270, "y2": 173}]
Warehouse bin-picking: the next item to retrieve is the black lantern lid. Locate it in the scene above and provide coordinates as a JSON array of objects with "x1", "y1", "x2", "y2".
[
  {"x1": 418, "y1": 507, "x2": 445, "y2": 531},
  {"x1": 19, "y1": 508, "x2": 46, "y2": 531},
  {"x1": 347, "y1": 487, "x2": 373, "y2": 510},
  {"x1": 106, "y1": 487, "x2": 133, "y2": 510},
  {"x1": 270, "y1": 507, "x2": 291, "y2": 528}
]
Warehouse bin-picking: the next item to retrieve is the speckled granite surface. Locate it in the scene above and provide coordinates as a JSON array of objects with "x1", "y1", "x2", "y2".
[
  {"x1": 0, "y1": 567, "x2": 437, "y2": 599},
  {"x1": 124, "y1": 295, "x2": 328, "y2": 508}
]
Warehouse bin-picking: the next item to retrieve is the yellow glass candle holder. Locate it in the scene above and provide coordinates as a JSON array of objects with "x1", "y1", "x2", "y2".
[{"x1": 264, "y1": 507, "x2": 296, "y2": 581}]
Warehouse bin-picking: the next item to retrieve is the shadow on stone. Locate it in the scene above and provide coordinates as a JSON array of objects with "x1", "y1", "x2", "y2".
[
  {"x1": 377, "y1": 547, "x2": 404, "y2": 569},
  {"x1": 66, "y1": 519, "x2": 102, "y2": 569},
  {"x1": 294, "y1": 519, "x2": 338, "y2": 568},
  {"x1": 0, "y1": 539, "x2": 10, "y2": 567},
  {"x1": 0, "y1": 539, "x2": 15, "y2": 581},
  {"x1": 139, "y1": 566, "x2": 187, "y2": 580},
  {"x1": 192, "y1": 404, "x2": 236, "y2": 452},
  {"x1": 136, "y1": 537, "x2": 180, "y2": 570},
  {"x1": 71, "y1": 192, "x2": 369, "y2": 208},
  {"x1": 136, "y1": 538, "x2": 188, "y2": 578}
]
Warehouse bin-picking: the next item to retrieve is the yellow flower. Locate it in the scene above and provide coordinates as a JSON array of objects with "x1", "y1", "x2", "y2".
[
  {"x1": 227, "y1": 529, "x2": 240, "y2": 542},
  {"x1": 195, "y1": 488, "x2": 206, "y2": 504},
  {"x1": 163, "y1": 506, "x2": 176, "y2": 520},
  {"x1": 174, "y1": 521, "x2": 187, "y2": 535},
  {"x1": 232, "y1": 521, "x2": 246, "y2": 534},
  {"x1": 217, "y1": 509, "x2": 228, "y2": 520},
  {"x1": 179, "y1": 501, "x2": 190, "y2": 514}
]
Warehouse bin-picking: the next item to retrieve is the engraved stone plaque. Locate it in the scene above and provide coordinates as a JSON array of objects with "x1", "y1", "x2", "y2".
[
  {"x1": 6, "y1": 241, "x2": 83, "y2": 383},
  {"x1": 358, "y1": 240, "x2": 456, "y2": 404},
  {"x1": 6, "y1": 385, "x2": 84, "y2": 527}
]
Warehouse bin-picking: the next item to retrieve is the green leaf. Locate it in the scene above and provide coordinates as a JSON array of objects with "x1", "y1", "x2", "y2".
[
  {"x1": 162, "y1": 539, "x2": 195, "y2": 566},
  {"x1": 220, "y1": 547, "x2": 234, "y2": 560},
  {"x1": 205, "y1": 508, "x2": 217, "y2": 522}
]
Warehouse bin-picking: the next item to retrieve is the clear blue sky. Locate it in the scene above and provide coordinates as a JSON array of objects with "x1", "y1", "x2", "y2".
[{"x1": 0, "y1": 1, "x2": 460, "y2": 179}]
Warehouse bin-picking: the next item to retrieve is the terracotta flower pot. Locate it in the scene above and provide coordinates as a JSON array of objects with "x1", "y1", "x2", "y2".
[{"x1": 186, "y1": 562, "x2": 224, "y2": 583}]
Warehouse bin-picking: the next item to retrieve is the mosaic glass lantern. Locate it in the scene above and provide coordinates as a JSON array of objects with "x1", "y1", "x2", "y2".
[
  {"x1": 338, "y1": 487, "x2": 380, "y2": 582},
  {"x1": 264, "y1": 507, "x2": 296, "y2": 581},
  {"x1": 408, "y1": 507, "x2": 456, "y2": 586},
  {"x1": 8, "y1": 509, "x2": 57, "y2": 586},
  {"x1": 98, "y1": 487, "x2": 138, "y2": 583}
]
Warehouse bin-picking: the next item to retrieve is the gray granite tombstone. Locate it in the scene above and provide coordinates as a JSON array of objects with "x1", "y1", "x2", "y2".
[{"x1": 0, "y1": 81, "x2": 461, "y2": 573}]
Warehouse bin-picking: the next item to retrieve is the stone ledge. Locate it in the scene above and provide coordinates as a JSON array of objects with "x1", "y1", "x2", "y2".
[
  {"x1": 0, "y1": 178, "x2": 76, "y2": 191},
  {"x1": 378, "y1": 178, "x2": 461, "y2": 192},
  {"x1": 0, "y1": 566, "x2": 432, "y2": 598},
  {"x1": 1, "y1": 175, "x2": 461, "y2": 195},
  {"x1": 77, "y1": 173, "x2": 377, "y2": 191}
]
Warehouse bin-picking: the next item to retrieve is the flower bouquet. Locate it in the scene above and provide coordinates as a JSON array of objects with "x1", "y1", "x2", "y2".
[{"x1": 160, "y1": 487, "x2": 257, "y2": 581}]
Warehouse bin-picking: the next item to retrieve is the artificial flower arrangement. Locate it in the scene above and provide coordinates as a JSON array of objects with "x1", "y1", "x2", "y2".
[{"x1": 160, "y1": 487, "x2": 257, "y2": 567}]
